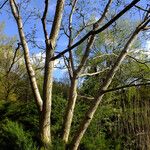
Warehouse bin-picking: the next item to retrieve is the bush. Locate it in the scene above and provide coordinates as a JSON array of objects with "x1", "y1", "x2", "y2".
[{"x1": 0, "y1": 119, "x2": 37, "y2": 150}]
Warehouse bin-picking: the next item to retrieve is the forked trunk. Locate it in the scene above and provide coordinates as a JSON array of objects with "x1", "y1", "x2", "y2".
[{"x1": 70, "y1": 23, "x2": 142, "y2": 149}]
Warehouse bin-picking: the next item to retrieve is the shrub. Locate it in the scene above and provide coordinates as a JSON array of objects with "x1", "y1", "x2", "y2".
[{"x1": 0, "y1": 119, "x2": 37, "y2": 150}]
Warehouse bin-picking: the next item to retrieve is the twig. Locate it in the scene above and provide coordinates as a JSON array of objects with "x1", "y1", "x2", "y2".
[
  {"x1": 7, "y1": 43, "x2": 21, "y2": 74},
  {"x1": 0, "y1": 0, "x2": 8, "y2": 9},
  {"x1": 127, "y1": 55, "x2": 150, "y2": 69},
  {"x1": 135, "y1": 5, "x2": 150, "y2": 13}
]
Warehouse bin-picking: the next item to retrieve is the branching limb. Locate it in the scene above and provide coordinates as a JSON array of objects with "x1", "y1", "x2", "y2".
[
  {"x1": 92, "y1": 53, "x2": 118, "y2": 60},
  {"x1": 78, "y1": 95, "x2": 94, "y2": 100},
  {"x1": 78, "y1": 82, "x2": 150, "y2": 100},
  {"x1": 70, "y1": 11, "x2": 150, "y2": 150},
  {"x1": 63, "y1": 55, "x2": 73, "y2": 79},
  {"x1": 143, "y1": 26, "x2": 150, "y2": 30},
  {"x1": 51, "y1": 0, "x2": 140, "y2": 61},
  {"x1": 75, "y1": 0, "x2": 113, "y2": 75},
  {"x1": 127, "y1": 55, "x2": 150, "y2": 69}
]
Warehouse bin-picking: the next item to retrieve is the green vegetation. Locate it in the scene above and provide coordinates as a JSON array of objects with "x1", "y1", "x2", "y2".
[
  {"x1": 0, "y1": 83, "x2": 150, "y2": 149},
  {"x1": 0, "y1": 2, "x2": 150, "y2": 148}
]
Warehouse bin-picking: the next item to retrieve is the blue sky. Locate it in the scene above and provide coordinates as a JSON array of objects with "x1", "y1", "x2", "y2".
[
  {"x1": 0, "y1": 0, "x2": 68, "y2": 78},
  {"x1": 0, "y1": 0, "x2": 149, "y2": 78}
]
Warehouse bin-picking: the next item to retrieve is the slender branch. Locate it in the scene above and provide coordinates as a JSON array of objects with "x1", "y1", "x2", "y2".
[
  {"x1": 92, "y1": 53, "x2": 118, "y2": 60},
  {"x1": 104, "y1": 82, "x2": 150, "y2": 93},
  {"x1": 78, "y1": 82, "x2": 150, "y2": 100},
  {"x1": 7, "y1": 43, "x2": 21, "y2": 74},
  {"x1": 135, "y1": 5, "x2": 150, "y2": 13},
  {"x1": 94, "y1": 0, "x2": 113, "y2": 27},
  {"x1": 75, "y1": 0, "x2": 113, "y2": 75},
  {"x1": 79, "y1": 67, "x2": 109, "y2": 77},
  {"x1": 127, "y1": 55, "x2": 150, "y2": 69},
  {"x1": 73, "y1": 23, "x2": 94, "y2": 40},
  {"x1": 0, "y1": 0, "x2": 8, "y2": 9},
  {"x1": 63, "y1": 55, "x2": 72, "y2": 79},
  {"x1": 49, "y1": 0, "x2": 65, "y2": 48},
  {"x1": 12, "y1": 0, "x2": 19, "y2": 16},
  {"x1": 143, "y1": 26, "x2": 150, "y2": 30},
  {"x1": 78, "y1": 95, "x2": 94, "y2": 100},
  {"x1": 70, "y1": 13, "x2": 150, "y2": 150},
  {"x1": 41, "y1": 0, "x2": 49, "y2": 41},
  {"x1": 68, "y1": 0, "x2": 78, "y2": 73},
  {"x1": 51, "y1": 0, "x2": 140, "y2": 60}
]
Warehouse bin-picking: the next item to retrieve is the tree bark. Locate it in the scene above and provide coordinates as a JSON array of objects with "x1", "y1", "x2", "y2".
[
  {"x1": 62, "y1": 78, "x2": 78, "y2": 143},
  {"x1": 9, "y1": 0, "x2": 43, "y2": 112},
  {"x1": 10, "y1": 0, "x2": 65, "y2": 147},
  {"x1": 61, "y1": 0, "x2": 113, "y2": 143},
  {"x1": 70, "y1": 21, "x2": 145, "y2": 150},
  {"x1": 40, "y1": 50, "x2": 54, "y2": 146},
  {"x1": 40, "y1": 0, "x2": 65, "y2": 146}
]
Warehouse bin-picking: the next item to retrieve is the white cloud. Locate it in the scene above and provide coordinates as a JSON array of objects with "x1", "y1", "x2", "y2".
[
  {"x1": 31, "y1": 52, "x2": 67, "y2": 72},
  {"x1": 146, "y1": 40, "x2": 150, "y2": 51}
]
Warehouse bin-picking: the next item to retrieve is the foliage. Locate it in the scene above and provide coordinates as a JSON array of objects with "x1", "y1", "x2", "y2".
[
  {"x1": 0, "y1": 1, "x2": 150, "y2": 148},
  {"x1": 0, "y1": 119, "x2": 37, "y2": 150}
]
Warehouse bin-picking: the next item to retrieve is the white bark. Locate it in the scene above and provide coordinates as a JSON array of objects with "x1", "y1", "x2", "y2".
[
  {"x1": 70, "y1": 19, "x2": 150, "y2": 150},
  {"x1": 62, "y1": 0, "x2": 113, "y2": 143},
  {"x1": 41, "y1": 0, "x2": 65, "y2": 146},
  {"x1": 9, "y1": 0, "x2": 43, "y2": 111},
  {"x1": 62, "y1": 78, "x2": 78, "y2": 143}
]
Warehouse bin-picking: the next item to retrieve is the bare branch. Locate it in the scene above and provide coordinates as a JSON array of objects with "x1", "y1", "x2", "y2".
[
  {"x1": 135, "y1": 5, "x2": 150, "y2": 13},
  {"x1": 0, "y1": 0, "x2": 8, "y2": 9},
  {"x1": 78, "y1": 81, "x2": 150, "y2": 100},
  {"x1": 75, "y1": 0, "x2": 113, "y2": 75},
  {"x1": 68, "y1": 0, "x2": 78, "y2": 73},
  {"x1": 41, "y1": 0, "x2": 49, "y2": 41},
  {"x1": 63, "y1": 55, "x2": 73, "y2": 79},
  {"x1": 127, "y1": 55, "x2": 150, "y2": 69},
  {"x1": 70, "y1": 12, "x2": 150, "y2": 150},
  {"x1": 79, "y1": 67, "x2": 109, "y2": 77},
  {"x1": 94, "y1": 0, "x2": 113, "y2": 27},
  {"x1": 78, "y1": 95, "x2": 94, "y2": 100},
  {"x1": 49, "y1": 0, "x2": 65, "y2": 48},
  {"x1": 51, "y1": 0, "x2": 140, "y2": 60},
  {"x1": 143, "y1": 26, "x2": 150, "y2": 30},
  {"x1": 73, "y1": 23, "x2": 93, "y2": 40},
  {"x1": 104, "y1": 82, "x2": 150, "y2": 93},
  {"x1": 92, "y1": 53, "x2": 118, "y2": 60},
  {"x1": 7, "y1": 42, "x2": 21, "y2": 74}
]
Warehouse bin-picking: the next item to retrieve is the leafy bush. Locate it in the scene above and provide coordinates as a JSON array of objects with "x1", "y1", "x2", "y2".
[
  {"x1": 81, "y1": 132, "x2": 110, "y2": 150},
  {"x1": 0, "y1": 119, "x2": 37, "y2": 150}
]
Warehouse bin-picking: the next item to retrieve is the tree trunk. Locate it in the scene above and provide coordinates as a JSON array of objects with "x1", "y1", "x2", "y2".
[
  {"x1": 40, "y1": 50, "x2": 54, "y2": 147},
  {"x1": 70, "y1": 24, "x2": 142, "y2": 149},
  {"x1": 62, "y1": 78, "x2": 78, "y2": 143},
  {"x1": 71, "y1": 94, "x2": 104, "y2": 150},
  {"x1": 9, "y1": 0, "x2": 43, "y2": 112}
]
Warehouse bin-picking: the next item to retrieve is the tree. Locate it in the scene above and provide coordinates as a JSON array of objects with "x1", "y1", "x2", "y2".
[
  {"x1": 0, "y1": 23, "x2": 25, "y2": 101},
  {"x1": 0, "y1": 0, "x2": 149, "y2": 149}
]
